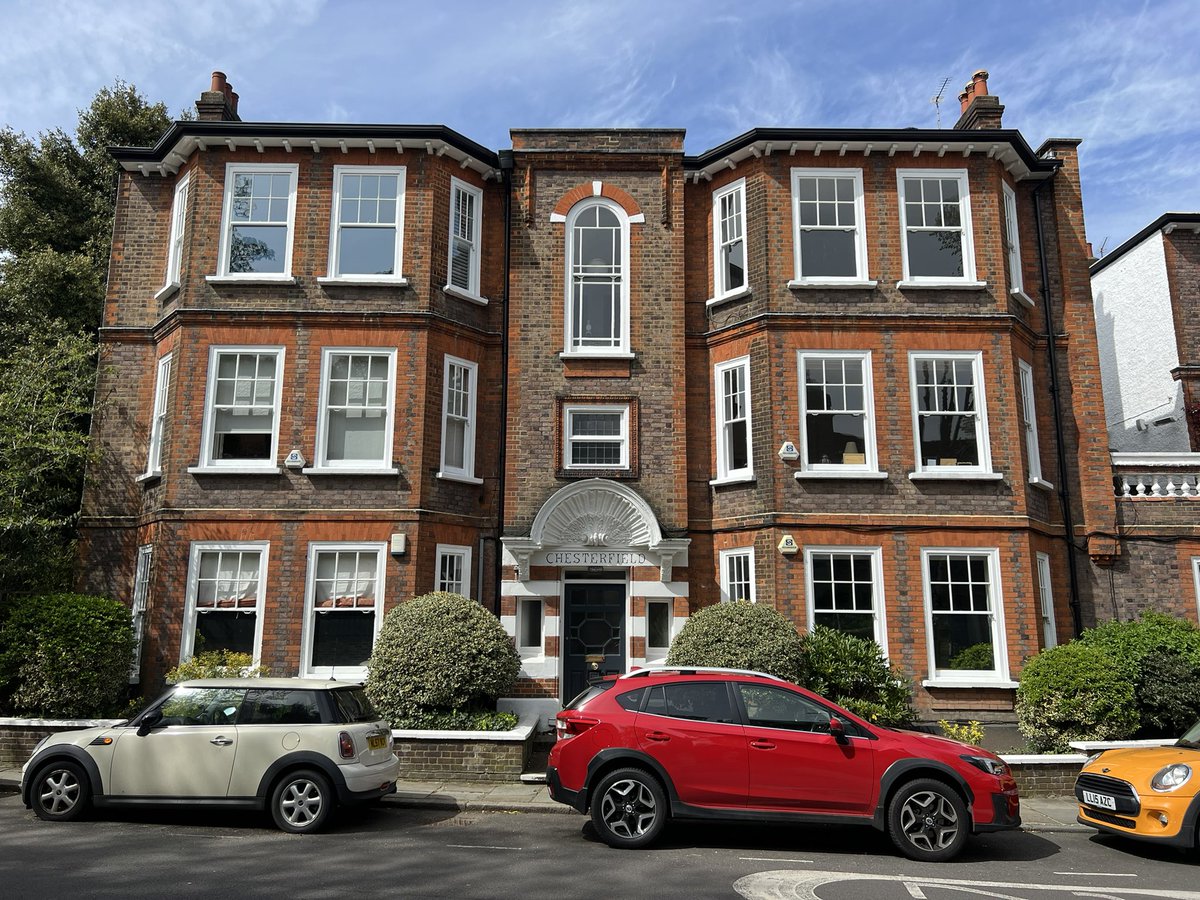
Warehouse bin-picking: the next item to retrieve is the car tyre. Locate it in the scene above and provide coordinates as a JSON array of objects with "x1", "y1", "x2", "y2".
[
  {"x1": 887, "y1": 777, "x2": 969, "y2": 862},
  {"x1": 30, "y1": 760, "x2": 91, "y2": 822},
  {"x1": 590, "y1": 767, "x2": 667, "y2": 849},
  {"x1": 270, "y1": 769, "x2": 334, "y2": 834}
]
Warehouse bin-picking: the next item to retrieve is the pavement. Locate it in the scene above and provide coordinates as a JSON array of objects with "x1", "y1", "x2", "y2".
[{"x1": 0, "y1": 765, "x2": 1087, "y2": 832}]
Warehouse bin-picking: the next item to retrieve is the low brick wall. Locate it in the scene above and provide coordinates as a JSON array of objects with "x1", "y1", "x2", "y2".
[
  {"x1": 0, "y1": 719, "x2": 123, "y2": 768},
  {"x1": 1002, "y1": 755, "x2": 1086, "y2": 797},
  {"x1": 392, "y1": 736, "x2": 530, "y2": 782}
]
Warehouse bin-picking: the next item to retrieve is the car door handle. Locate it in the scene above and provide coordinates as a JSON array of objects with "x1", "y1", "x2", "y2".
[
  {"x1": 750, "y1": 740, "x2": 776, "y2": 750},
  {"x1": 210, "y1": 737, "x2": 233, "y2": 746},
  {"x1": 645, "y1": 731, "x2": 671, "y2": 742}
]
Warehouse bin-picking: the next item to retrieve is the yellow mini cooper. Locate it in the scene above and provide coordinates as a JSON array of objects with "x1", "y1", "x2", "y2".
[{"x1": 1075, "y1": 722, "x2": 1200, "y2": 848}]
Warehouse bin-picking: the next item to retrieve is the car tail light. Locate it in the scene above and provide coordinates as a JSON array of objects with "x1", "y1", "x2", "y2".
[
  {"x1": 556, "y1": 715, "x2": 598, "y2": 741},
  {"x1": 338, "y1": 731, "x2": 356, "y2": 760}
]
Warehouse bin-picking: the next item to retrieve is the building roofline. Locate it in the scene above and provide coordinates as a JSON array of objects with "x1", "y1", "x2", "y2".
[{"x1": 1089, "y1": 212, "x2": 1200, "y2": 277}]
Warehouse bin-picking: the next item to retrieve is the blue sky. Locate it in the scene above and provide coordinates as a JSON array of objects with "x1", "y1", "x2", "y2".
[{"x1": 2, "y1": 0, "x2": 1196, "y2": 254}]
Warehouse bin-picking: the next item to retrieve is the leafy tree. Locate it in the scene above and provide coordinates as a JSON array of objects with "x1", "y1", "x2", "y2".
[{"x1": 0, "y1": 82, "x2": 170, "y2": 606}]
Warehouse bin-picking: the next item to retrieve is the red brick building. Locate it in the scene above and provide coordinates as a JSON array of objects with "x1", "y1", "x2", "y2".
[{"x1": 80, "y1": 71, "x2": 1126, "y2": 723}]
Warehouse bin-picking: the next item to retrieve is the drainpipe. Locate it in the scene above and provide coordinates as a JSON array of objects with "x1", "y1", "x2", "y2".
[
  {"x1": 493, "y1": 149, "x2": 515, "y2": 617},
  {"x1": 1032, "y1": 174, "x2": 1085, "y2": 638}
]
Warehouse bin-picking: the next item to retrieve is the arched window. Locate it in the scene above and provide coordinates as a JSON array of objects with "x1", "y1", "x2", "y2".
[{"x1": 565, "y1": 199, "x2": 629, "y2": 354}]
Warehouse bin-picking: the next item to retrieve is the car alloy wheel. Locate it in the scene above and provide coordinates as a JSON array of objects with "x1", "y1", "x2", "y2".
[
  {"x1": 32, "y1": 761, "x2": 90, "y2": 822},
  {"x1": 590, "y1": 767, "x2": 667, "y2": 849},
  {"x1": 888, "y1": 778, "x2": 969, "y2": 862},
  {"x1": 271, "y1": 769, "x2": 333, "y2": 834}
]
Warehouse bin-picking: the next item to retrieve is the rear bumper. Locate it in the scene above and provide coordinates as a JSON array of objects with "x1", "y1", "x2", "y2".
[
  {"x1": 338, "y1": 756, "x2": 401, "y2": 804},
  {"x1": 547, "y1": 766, "x2": 586, "y2": 813}
]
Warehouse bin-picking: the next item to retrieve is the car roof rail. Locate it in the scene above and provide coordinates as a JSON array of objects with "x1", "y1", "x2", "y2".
[{"x1": 621, "y1": 665, "x2": 785, "y2": 682}]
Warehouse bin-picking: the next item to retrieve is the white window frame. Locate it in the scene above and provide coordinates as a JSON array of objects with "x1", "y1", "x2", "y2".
[
  {"x1": 301, "y1": 541, "x2": 386, "y2": 679},
  {"x1": 438, "y1": 355, "x2": 479, "y2": 483},
  {"x1": 195, "y1": 346, "x2": 284, "y2": 472},
  {"x1": 712, "y1": 178, "x2": 747, "y2": 301},
  {"x1": 212, "y1": 162, "x2": 299, "y2": 281},
  {"x1": 804, "y1": 546, "x2": 888, "y2": 655},
  {"x1": 921, "y1": 547, "x2": 1010, "y2": 685},
  {"x1": 897, "y1": 168, "x2": 980, "y2": 286},
  {"x1": 311, "y1": 347, "x2": 397, "y2": 473},
  {"x1": 644, "y1": 598, "x2": 672, "y2": 663},
  {"x1": 159, "y1": 172, "x2": 190, "y2": 297},
  {"x1": 1018, "y1": 359, "x2": 1050, "y2": 487},
  {"x1": 130, "y1": 545, "x2": 153, "y2": 681},
  {"x1": 435, "y1": 543, "x2": 473, "y2": 597},
  {"x1": 797, "y1": 350, "x2": 880, "y2": 475},
  {"x1": 181, "y1": 541, "x2": 269, "y2": 664},
  {"x1": 517, "y1": 597, "x2": 544, "y2": 657},
  {"x1": 323, "y1": 164, "x2": 407, "y2": 283},
  {"x1": 445, "y1": 176, "x2": 484, "y2": 302},
  {"x1": 719, "y1": 547, "x2": 756, "y2": 603},
  {"x1": 563, "y1": 404, "x2": 630, "y2": 470},
  {"x1": 1193, "y1": 558, "x2": 1200, "y2": 620},
  {"x1": 1035, "y1": 551, "x2": 1058, "y2": 650},
  {"x1": 143, "y1": 353, "x2": 172, "y2": 478},
  {"x1": 1001, "y1": 181, "x2": 1032, "y2": 304},
  {"x1": 790, "y1": 167, "x2": 871, "y2": 285},
  {"x1": 563, "y1": 197, "x2": 631, "y2": 357},
  {"x1": 714, "y1": 356, "x2": 753, "y2": 483},
  {"x1": 908, "y1": 351, "x2": 995, "y2": 477}
]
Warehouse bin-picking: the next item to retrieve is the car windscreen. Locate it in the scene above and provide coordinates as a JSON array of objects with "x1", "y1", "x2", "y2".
[
  {"x1": 330, "y1": 687, "x2": 380, "y2": 723},
  {"x1": 563, "y1": 681, "x2": 615, "y2": 711}
]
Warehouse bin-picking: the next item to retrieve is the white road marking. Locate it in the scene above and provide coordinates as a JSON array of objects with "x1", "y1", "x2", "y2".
[
  {"x1": 1072, "y1": 892, "x2": 1135, "y2": 900},
  {"x1": 1054, "y1": 874, "x2": 1138, "y2": 878},
  {"x1": 733, "y1": 869, "x2": 1200, "y2": 900},
  {"x1": 739, "y1": 857, "x2": 813, "y2": 863},
  {"x1": 445, "y1": 843, "x2": 522, "y2": 851},
  {"x1": 905, "y1": 884, "x2": 928, "y2": 898}
]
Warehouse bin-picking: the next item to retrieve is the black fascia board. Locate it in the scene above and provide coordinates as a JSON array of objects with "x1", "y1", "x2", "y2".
[
  {"x1": 110, "y1": 121, "x2": 500, "y2": 168},
  {"x1": 1089, "y1": 212, "x2": 1200, "y2": 276},
  {"x1": 683, "y1": 127, "x2": 1058, "y2": 175}
]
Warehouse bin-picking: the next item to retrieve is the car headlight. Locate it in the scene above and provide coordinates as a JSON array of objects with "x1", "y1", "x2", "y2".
[
  {"x1": 1151, "y1": 763, "x2": 1192, "y2": 793},
  {"x1": 1084, "y1": 750, "x2": 1105, "y2": 766},
  {"x1": 961, "y1": 754, "x2": 1009, "y2": 777}
]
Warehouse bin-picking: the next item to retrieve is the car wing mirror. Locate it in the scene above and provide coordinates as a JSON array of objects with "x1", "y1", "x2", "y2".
[
  {"x1": 829, "y1": 716, "x2": 849, "y2": 745},
  {"x1": 137, "y1": 708, "x2": 163, "y2": 736}
]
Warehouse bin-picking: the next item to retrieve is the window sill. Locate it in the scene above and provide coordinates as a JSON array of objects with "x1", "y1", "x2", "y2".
[
  {"x1": 135, "y1": 471, "x2": 163, "y2": 485},
  {"x1": 302, "y1": 466, "x2": 399, "y2": 475},
  {"x1": 909, "y1": 470, "x2": 1004, "y2": 481},
  {"x1": 706, "y1": 287, "x2": 752, "y2": 308},
  {"x1": 795, "y1": 470, "x2": 889, "y2": 480},
  {"x1": 558, "y1": 351, "x2": 636, "y2": 360},
  {"x1": 922, "y1": 678, "x2": 1019, "y2": 690},
  {"x1": 154, "y1": 282, "x2": 180, "y2": 303},
  {"x1": 1011, "y1": 288, "x2": 1036, "y2": 307},
  {"x1": 709, "y1": 474, "x2": 755, "y2": 486},
  {"x1": 1029, "y1": 476, "x2": 1056, "y2": 492},
  {"x1": 437, "y1": 471, "x2": 484, "y2": 485},
  {"x1": 188, "y1": 465, "x2": 282, "y2": 475},
  {"x1": 318, "y1": 276, "x2": 410, "y2": 287},
  {"x1": 443, "y1": 284, "x2": 488, "y2": 306},
  {"x1": 787, "y1": 279, "x2": 878, "y2": 290},
  {"x1": 896, "y1": 279, "x2": 988, "y2": 290},
  {"x1": 206, "y1": 274, "x2": 297, "y2": 284}
]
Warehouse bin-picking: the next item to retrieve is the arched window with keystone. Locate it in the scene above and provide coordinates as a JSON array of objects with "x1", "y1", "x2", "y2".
[{"x1": 564, "y1": 197, "x2": 630, "y2": 355}]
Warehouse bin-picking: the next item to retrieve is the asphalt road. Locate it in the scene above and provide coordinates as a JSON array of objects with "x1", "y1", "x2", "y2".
[{"x1": 1, "y1": 794, "x2": 1196, "y2": 899}]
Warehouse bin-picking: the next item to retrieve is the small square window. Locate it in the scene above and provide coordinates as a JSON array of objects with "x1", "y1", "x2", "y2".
[{"x1": 564, "y1": 405, "x2": 629, "y2": 470}]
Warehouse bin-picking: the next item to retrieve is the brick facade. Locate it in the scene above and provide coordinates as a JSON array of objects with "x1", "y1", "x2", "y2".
[{"x1": 78, "y1": 73, "x2": 1174, "y2": 722}]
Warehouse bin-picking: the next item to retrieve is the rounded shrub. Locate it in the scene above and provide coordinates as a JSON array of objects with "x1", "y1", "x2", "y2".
[
  {"x1": 1079, "y1": 612, "x2": 1200, "y2": 736},
  {"x1": 0, "y1": 593, "x2": 134, "y2": 717},
  {"x1": 797, "y1": 626, "x2": 915, "y2": 726},
  {"x1": 365, "y1": 592, "x2": 520, "y2": 728},
  {"x1": 1016, "y1": 642, "x2": 1138, "y2": 753},
  {"x1": 666, "y1": 601, "x2": 803, "y2": 682}
]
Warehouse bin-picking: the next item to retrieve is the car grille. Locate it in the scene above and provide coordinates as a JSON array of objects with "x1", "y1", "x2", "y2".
[
  {"x1": 1075, "y1": 772, "x2": 1140, "y2": 815},
  {"x1": 1082, "y1": 808, "x2": 1138, "y2": 830}
]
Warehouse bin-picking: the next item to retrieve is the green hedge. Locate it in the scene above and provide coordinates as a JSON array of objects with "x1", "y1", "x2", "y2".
[
  {"x1": 0, "y1": 593, "x2": 134, "y2": 717},
  {"x1": 666, "y1": 601, "x2": 803, "y2": 682},
  {"x1": 365, "y1": 592, "x2": 519, "y2": 728},
  {"x1": 798, "y1": 626, "x2": 915, "y2": 726}
]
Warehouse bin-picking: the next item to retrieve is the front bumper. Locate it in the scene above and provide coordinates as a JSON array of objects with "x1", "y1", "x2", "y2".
[{"x1": 974, "y1": 788, "x2": 1021, "y2": 833}]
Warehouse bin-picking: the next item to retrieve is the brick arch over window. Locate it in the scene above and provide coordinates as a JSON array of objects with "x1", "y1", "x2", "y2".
[{"x1": 550, "y1": 182, "x2": 645, "y2": 224}]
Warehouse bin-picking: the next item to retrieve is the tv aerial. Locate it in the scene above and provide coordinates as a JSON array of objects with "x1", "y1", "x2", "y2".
[{"x1": 931, "y1": 77, "x2": 952, "y2": 127}]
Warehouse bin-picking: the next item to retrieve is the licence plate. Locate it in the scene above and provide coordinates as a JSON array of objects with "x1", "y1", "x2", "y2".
[
  {"x1": 367, "y1": 733, "x2": 387, "y2": 751},
  {"x1": 1082, "y1": 789, "x2": 1116, "y2": 810}
]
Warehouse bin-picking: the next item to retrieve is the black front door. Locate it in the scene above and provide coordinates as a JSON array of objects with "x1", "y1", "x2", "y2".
[{"x1": 562, "y1": 579, "x2": 626, "y2": 704}]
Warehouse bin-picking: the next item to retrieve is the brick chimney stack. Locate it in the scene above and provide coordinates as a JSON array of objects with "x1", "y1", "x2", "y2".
[
  {"x1": 953, "y1": 69, "x2": 1004, "y2": 130},
  {"x1": 196, "y1": 71, "x2": 241, "y2": 122}
]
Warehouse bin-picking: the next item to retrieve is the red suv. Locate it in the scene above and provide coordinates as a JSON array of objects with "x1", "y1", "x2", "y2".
[{"x1": 547, "y1": 667, "x2": 1020, "y2": 861}]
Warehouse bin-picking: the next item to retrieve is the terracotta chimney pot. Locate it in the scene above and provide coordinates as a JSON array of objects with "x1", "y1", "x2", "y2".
[
  {"x1": 230, "y1": 92, "x2": 239, "y2": 116},
  {"x1": 958, "y1": 89, "x2": 971, "y2": 113},
  {"x1": 971, "y1": 69, "x2": 990, "y2": 97},
  {"x1": 210, "y1": 71, "x2": 227, "y2": 93}
]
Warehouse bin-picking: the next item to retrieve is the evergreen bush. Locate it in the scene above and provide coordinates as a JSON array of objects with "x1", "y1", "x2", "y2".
[
  {"x1": 365, "y1": 592, "x2": 520, "y2": 729},
  {"x1": 1016, "y1": 642, "x2": 1138, "y2": 752},
  {"x1": 165, "y1": 650, "x2": 269, "y2": 683},
  {"x1": 797, "y1": 626, "x2": 915, "y2": 726},
  {"x1": 666, "y1": 601, "x2": 803, "y2": 682},
  {"x1": 0, "y1": 593, "x2": 133, "y2": 717}
]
